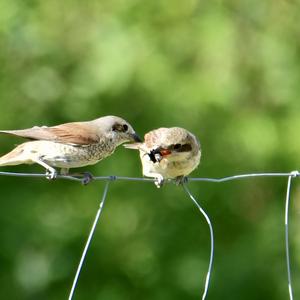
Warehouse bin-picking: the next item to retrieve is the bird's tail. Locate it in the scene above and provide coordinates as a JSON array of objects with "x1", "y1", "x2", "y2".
[{"x1": 0, "y1": 143, "x2": 30, "y2": 166}]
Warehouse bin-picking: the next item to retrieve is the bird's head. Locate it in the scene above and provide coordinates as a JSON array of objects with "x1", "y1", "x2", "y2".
[
  {"x1": 93, "y1": 116, "x2": 141, "y2": 146},
  {"x1": 148, "y1": 127, "x2": 200, "y2": 163}
]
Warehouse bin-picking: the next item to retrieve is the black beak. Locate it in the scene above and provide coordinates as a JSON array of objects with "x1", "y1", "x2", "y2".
[{"x1": 131, "y1": 133, "x2": 142, "y2": 142}]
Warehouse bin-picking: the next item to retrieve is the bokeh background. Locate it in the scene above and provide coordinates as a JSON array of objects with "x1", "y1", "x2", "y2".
[{"x1": 1, "y1": 0, "x2": 300, "y2": 299}]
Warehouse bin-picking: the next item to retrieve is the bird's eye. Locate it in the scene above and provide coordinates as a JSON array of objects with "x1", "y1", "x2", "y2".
[
  {"x1": 112, "y1": 124, "x2": 123, "y2": 132},
  {"x1": 173, "y1": 144, "x2": 182, "y2": 150},
  {"x1": 123, "y1": 124, "x2": 128, "y2": 132}
]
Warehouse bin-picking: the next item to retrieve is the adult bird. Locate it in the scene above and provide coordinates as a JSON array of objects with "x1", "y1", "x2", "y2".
[{"x1": 0, "y1": 115, "x2": 141, "y2": 183}]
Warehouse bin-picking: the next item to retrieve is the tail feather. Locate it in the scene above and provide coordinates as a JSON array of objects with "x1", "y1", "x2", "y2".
[{"x1": 0, "y1": 130, "x2": 23, "y2": 137}]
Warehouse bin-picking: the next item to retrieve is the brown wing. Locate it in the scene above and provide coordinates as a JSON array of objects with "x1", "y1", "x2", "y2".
[{"x1": 0, "y1": 122, "x2": 100, "y2": 145}]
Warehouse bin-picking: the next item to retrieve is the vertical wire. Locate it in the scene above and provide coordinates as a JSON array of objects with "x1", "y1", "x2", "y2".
[
  {"x1": 285, "y1": 174, "x2": 295, "y2": 300},
  {"x1": 183, "y1": 183, "x2": 214, "y2": 300},
  {"x1": 68, "y1": 180, "x2": 110, "y2": 300},
  {"x1": 1, "y1": 170, "x2": 299, "y2": 299}
]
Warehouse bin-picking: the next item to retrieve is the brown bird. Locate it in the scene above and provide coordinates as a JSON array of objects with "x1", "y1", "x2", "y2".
[
  {"x1": 125, "y1": 127, "x2": 201, "y2": 187},
  {"x1": 0, "y1": 116, "x2": 141, "y2": 182}
]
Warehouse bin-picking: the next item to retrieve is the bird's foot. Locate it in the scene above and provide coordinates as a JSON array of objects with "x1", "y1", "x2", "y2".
[
  {"x1": 175, "y1": 176, "x2": 188, "y2": 186},
  {"x1": 45, "y1": 168, "x2": 58, "y2": 180},
  {"x1": 67, "y1": 171, "x2": 94, "y2": 185},
  {"x1": 154, "y1": 175, "x2": 164, "y2": 188},
  {"x1": 81, "y1": 172, "x2": 94, "y2": 185}
]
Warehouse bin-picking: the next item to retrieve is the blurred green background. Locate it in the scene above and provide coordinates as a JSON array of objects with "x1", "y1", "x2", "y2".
[{"x1": 1, "y1": 0, "x2": 300, "y2": 299}]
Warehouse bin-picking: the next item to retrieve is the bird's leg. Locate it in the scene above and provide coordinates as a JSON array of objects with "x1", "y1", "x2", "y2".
[
  {"x1": 33, "y1": 158, "x2": 58, "y2": 180},
  {"x1": 143, "y1": 168, "x2": 165, "y2": 188},
  {"x1": 60, "y1": 168, "x2": 69, "y2": 176},
  {"x1": 175, "y1": 175, "x2": 188, "y2": 186},
  {"x1": 142, "y1": 159, "x2": 166, "y2": 188}
]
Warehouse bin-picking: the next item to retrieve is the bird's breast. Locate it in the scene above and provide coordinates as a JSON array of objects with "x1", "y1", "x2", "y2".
[
  {"x1": 34, "y1": 140, "x2": 115, "y2": 168},
  {"x1": 140, "y1": 149, "x2": 200, "y2": 178}
]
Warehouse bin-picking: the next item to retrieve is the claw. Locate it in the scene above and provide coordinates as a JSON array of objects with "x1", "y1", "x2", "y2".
[
  {"x1": 45, "y1": 168, "x2": 57, "y2": 180},
  {"x1": 65, "y1": 171, "x2": 94, "y2": 185},
  {"x1": 154, "y1": 175, "x2": 164, "y2": 188},
  {"x1": 175, "y1": 176, "x2": 188, "y2": 186},
  {"x1": 81, "y1": 172, "x2": 94, "y2": 185}
]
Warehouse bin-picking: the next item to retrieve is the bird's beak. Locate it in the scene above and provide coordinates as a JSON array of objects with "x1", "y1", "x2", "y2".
[{"x1": 131, "y1": 133, "x2": 142, "y2": 143}]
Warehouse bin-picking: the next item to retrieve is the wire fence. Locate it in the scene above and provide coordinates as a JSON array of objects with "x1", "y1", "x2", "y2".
[{"x1": 0, "y1": 170, "x2": 299, "y2": 300}]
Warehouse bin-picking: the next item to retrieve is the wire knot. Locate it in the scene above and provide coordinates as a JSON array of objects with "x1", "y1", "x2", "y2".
[{"x1": 109, "y1": 175, "x2": 117, "y2": 181}]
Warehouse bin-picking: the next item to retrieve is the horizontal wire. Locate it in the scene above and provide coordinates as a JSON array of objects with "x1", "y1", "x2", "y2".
[{"x1": 0, "y1": 171, "x2": 299, "y2": 183}]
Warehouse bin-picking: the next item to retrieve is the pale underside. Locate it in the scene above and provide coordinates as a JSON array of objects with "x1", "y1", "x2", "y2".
[
  {"x1": 0, "y1": 140, "x2": 114, "y2": 169},
  {"x1": 140, "y1": 149, "x2": 201, "y2": 180}
]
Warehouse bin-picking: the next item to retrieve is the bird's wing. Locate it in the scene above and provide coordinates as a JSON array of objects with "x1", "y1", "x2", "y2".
[{"x1": 0, "y1": 122, "x2": 100, "y2": 145}]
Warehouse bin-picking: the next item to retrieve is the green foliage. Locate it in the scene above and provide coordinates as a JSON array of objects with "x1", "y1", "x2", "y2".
[{"x1": 0, "y1": 0, "x2": 300, "y2": 299}]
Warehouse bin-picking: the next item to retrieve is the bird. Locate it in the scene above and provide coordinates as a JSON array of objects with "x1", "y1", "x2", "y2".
[
  {"x1": 0, "y1": 115, "x2": 141, "y2": 183},
  {"x1": 125, "y1": 127, "x2": 201, "y2": 187}
]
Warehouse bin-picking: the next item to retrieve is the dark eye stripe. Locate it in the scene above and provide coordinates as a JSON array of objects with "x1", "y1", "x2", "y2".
[
  {"x1": 113, "y1": 123, "x2": 128, "y2": 132},
  {"x1": 172, "y1": 143, "x2": 192, "y2": 152}
]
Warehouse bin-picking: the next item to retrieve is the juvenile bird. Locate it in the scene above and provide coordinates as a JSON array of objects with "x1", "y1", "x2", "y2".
[
  {"x1": 125, "y1": 127, "x2": 201, "y2": 187},
  {"x1": 0, "y1": 116, "x2": 141, "y2": 182}
]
